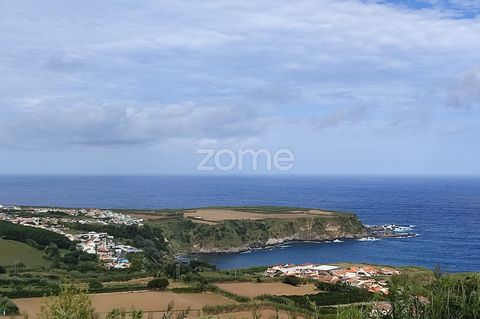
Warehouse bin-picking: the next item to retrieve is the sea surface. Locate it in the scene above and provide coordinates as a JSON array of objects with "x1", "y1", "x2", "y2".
[{"x1": 0, "y1": 175, "x2": 479, "y2": 272}]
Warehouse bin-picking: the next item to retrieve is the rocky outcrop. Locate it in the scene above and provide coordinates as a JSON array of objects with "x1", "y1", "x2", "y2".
[{"x1": 185, "y1": 214, "x2": 369, "y2": 253}]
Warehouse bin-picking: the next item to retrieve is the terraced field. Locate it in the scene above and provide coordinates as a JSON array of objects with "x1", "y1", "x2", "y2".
[{"x1": 13, "y1": 291, "x2": 234, "y2": 319}]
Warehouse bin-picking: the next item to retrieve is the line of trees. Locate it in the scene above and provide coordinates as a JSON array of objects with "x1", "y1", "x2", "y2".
[{"x1": 0, "y1": 221, "x2": 71, "y2": 249}]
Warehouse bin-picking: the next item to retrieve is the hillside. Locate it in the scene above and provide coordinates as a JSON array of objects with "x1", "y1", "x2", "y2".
[
  {"x1": 134, "y1": 207, "x2": 369, "y2": 253},
  {"x1": 0, "y1": 239, "x2": 51, "y2": 267}
]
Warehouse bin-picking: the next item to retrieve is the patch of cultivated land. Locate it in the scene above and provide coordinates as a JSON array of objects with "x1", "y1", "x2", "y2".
[
  {"x1": 0, "y1": 239, "x2": 51, "y2": 267},
  {"x1": 128, "y1": 213, "x2": 179, "y2": 221},
  {"x1": 183, "y1": 208, "x2": 337, "y2": 222},
  {"x1": 216, "y1": 282, "x2": 318, "y2": 297},
  {"x1": 13, "y1": 291, "x2": 234, "y2": 319},
  {"x1": 214, "y1": 309, "x2": 303, "y2": 319}
]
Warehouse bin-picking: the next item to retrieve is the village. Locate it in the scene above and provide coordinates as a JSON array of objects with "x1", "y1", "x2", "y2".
[
  {"x1": 265, "y1": 263, "x2": 401, "y2": 294},
  {"x1": 0, "y1": 205, "x2": 143, "y2": 225},
  {"x1": 75, "y1": 231, "x2": 142, "y2": 269},
  {"x1": 0, "y1": 205, "x2": 143, "y2": 269}
]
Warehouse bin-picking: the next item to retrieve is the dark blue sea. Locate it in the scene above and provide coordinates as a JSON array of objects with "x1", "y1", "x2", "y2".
[{"x1": 0, "y1": 175, "x2": 479, "y2": 272}]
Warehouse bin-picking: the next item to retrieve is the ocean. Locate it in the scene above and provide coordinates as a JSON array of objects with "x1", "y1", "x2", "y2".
[{"x1": 0, "y1": 175, "x2": 479, "y2": 272}]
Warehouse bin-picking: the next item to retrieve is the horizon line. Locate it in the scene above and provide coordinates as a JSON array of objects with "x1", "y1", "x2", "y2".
[{"x1": 1, "y1": 173, "x2": 480, "y2": 178}]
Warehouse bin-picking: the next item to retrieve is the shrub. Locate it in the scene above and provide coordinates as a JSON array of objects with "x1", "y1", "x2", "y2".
[
  {"x1": 316, "y1": 281, "x2": 351, "y2": 292},
  {"x1": 0, "y1": 296, "x2": 19, "y2": 315},
  {"x1": 282, "y1": 275, "x2": 301, "y2": 286},
  {"x1": 288, "y1": 289, "x2": 371, "y2": 307},
  {"x1": 208, "y1": 285, "x2": 251, "y2": 303},
  {"x1": 38, "y1": 285, "x2": 96, "y2": 319},
  {"x1": 88, "y1": 280, "x2": 103, "y2": 289},
  {"x1": 0, "y1": 265, "x2": 6, "y2": 274},
  {"x1": 25, "y1": 239, "x2": 41, "y2": 249},
  {"x1": 45, "y1": 243, "x2": 59, "y2": 258},
  {"x1": 147, "y1": 277, "x2": 169, "y2": 290}
]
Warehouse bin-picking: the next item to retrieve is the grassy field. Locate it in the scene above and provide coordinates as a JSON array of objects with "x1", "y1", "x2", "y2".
[
  {"x1": 183, "y1": 208, "x2": 338, "y2": 223},
  {"x1": 216, "y1": 282, "x2": 318, "y2": 297},
  {"x1": 0, "y1": 239, "x2": 50, "y2": 267},
  {"x1": 127, "y1": 206, "x2": 355, "y2": 223}
]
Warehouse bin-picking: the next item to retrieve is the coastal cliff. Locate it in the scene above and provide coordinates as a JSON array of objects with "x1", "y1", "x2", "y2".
[{"x1": 157, "y1": 212, "x2": 369, "y2": 253}]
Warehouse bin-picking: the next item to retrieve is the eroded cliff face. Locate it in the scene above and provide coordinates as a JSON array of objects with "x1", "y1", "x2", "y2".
[{"x1": 187, "y1": 215, "x2": 368, "y2": 253}]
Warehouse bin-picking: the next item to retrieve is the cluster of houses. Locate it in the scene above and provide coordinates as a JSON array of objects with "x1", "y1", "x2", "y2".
[
  {"x1": 0, "y1": 204, "x2": 143, "y2": 226},
  {"x1": 0, "y1": 205, "x2": 143, "y2": 270},
  {"x1": 76, "y1": 231, "x2": 142, "y2": 269},
  {"x1": 32, "y1": 207, "x2": 144, "y2": 226},
  {"x1": 0, "y1": 204, "x2": 21, "y2": 211},
  {"x1": 265, "y1": 263, "x2": 401, "y2": 294}
]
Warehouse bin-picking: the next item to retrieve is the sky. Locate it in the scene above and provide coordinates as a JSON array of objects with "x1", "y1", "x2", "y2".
[{"x1": 0, "y1": 0, "x2": 479, "y2": 175}]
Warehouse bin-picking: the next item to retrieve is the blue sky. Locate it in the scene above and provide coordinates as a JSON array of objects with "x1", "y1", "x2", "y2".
[{"x1": 0, "y1": 0, "x2": 479, "y2": 175}]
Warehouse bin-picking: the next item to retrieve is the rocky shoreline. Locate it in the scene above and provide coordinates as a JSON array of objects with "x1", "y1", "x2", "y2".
[
  {"x1": 187, "y1": 224, "x2": 417, "y2": 254},
  {"x1": 367, "y1": 224, "x2": 418, "y2": 239}
]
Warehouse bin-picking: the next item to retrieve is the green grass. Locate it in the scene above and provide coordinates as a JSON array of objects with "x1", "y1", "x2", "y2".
[{"x1": 0, "y1": 239, "x2": 51, "y2": 267}]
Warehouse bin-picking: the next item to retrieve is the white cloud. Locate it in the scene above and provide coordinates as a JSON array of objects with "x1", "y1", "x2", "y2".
[
  {"x1": 0, "y1": 0, "x2": 479, "y2": 173},
  {"x1": 0, "y1": 100, "x2": 271, "y2": 148}
]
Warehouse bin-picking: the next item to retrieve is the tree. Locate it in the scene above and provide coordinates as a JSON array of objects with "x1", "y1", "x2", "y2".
[
  {"x1": 133, "y1": 235, "x2": 146, "y2": 248},
  {"x1": 45, "y1": 242, "x2": 59, "y2": 258},
  {"x1": 127, "y1": 253, "x2": 145, "y2": 271},
  {"x1": 143, "y1": 240, "x2": 162, "y2": 264},
  {"x1": 39, "y1": 285, "x2": 96, "y2": 319},
  {"x1": 147, "y1": 278, "x2": 169, "y2": 290},
  {"x1": 0, "y1": 265, "x2": 6, "y2": 274},
  {"x1": 60, "y1": 250, "x2": 99, "y2": 270}
]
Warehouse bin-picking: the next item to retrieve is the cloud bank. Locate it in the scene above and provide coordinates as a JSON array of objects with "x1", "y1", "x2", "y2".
[
  {"x1": 0, "y1": 101, "x2": 270, "y2": 148},
  {"x1": 0, "y1": 0, "x2": 479, "y2": 173}
]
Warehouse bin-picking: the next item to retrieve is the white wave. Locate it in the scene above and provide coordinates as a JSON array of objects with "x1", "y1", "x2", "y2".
[{"x1": 357, "y1": 237, "x2": 380, "y2": 242}]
